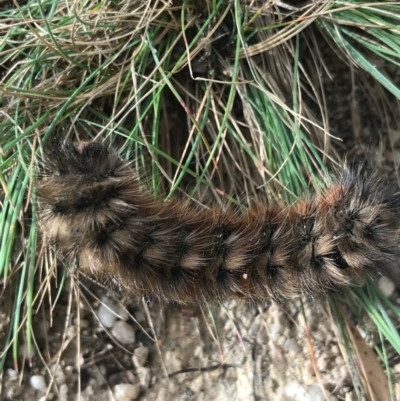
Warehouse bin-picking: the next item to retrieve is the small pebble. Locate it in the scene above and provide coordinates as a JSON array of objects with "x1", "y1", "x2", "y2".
[
  {"x1": 6, "y1": 368, "x2": 17, "y2": 380},
  {"x1": 136, "y1": 367, "x2": 151, "y2": 389},
  {"x1": 331, "y1": 345, "x2": 339, "y2": 354},
  {"x1": 356, "y1": 325, "x2": 368, "y2": 341},
  {"x1": 51, "y1": 363, "x2": 66, "y2": 385},
  {"x1": 393, "y1": 363, "x2": 400, "y2": 374},
  {"x1": 112, "y1": 321, "x2": 136, "y2": 344},
  {"x1": 378, "y1": 276, "x2": 395, "y2": 297},
  {"x1": 283, "y1": 338, "x2": 301, "y2": 354},
  {"x1": 189, "y1": 375, "x2": 204, "y2": 393},
  {"x1": 307, "y1": 384, "x2": 325, "y2": 401},
  {"x1": 164, "y1": 350, "x2": 183, "y2": 371},
  {"x1": 59, "y1": 383, "x2": 68, "y2": 401},
  {"x1": 284, "y1": 381, "x2": 307, "y2": 400},
  {"x1": 98, "y1": 297, "x2": 130, "y2": 328},
  {"x1": 132, "y1": 346, "x2": 149, "y2": 368},
  {"x1": 98, "y1": 298, "x2": 119, "y2": 328},
  {"x1": 30, "y1": 375, "x2": 47, "y2": 392},
  {"x1": 316, "y1": 355, "x2": 328, "y2": 371},
  {"x1": 269, "y1": 325, "x2": 280, "y2": 337},
  {"x1": 113, "y1": 383, "x2": 141, "y2": 401}
]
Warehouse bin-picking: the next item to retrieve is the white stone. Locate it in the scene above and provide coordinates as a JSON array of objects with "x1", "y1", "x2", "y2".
[
  {"x1": 59, "y1": 383, "x2": 68, "y2": 401},
  {"x1": 98, "y1": 297, "x2": 129, "y2": 328},
  {"x1": 269, "y1": 325, "x2": 280, "y2": 337},
  {"x1": 51, "y1": 363, "x2": 66, "y2": 385},
  {"x1": 393, "y1": 363, "x2": 400, "y2": 374},
  {"x1": 6, "y1": 369, "x2": 17, "y2": 380},
  {"x1": 112, "y1": 321, "x2": 135, "y2": 344},
  {"x1": 113, "y1": 383, "x2": 141, "y2": 401},
  {"x1": 30, "y1": 375, "x2": 46, "y2": 392},
  {"x1": 164, "y1": 350, "x2": 182, "y2": 371},
  {"x1": 98, "y1": 304, "x2": 117, "y2": 328},
  {"x1": 307, "y1": 384, "x2": 325, "y2": 401},
  {"x1": 98, "y1": 298, "x2": 119, "y2": 328},
  {"x1": 137, "y1": 367, "x2": 151, "y2": 389},
  {"x1": 132, "y1": 346, "x2": 149, "y2": 368},
  {"x1": 283, "y1": 338, "x2": 301, "y2": 354},
  {"x1": 284, "y1": 381, "x2": 308, "y2": 400},
  {"x1": 378, "y1": 276, "x2": 395, "y2": 297},
  {"x1": 356, "y1": 325, "x2": 369, "y2": 341}
]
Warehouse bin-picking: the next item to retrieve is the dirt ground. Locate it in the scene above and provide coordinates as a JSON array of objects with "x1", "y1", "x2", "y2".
[{"x1": 2, "y1": 276, "x2": 400, "y2": 401}]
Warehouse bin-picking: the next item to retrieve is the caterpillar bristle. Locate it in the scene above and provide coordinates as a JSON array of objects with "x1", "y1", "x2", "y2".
[{"x1": 37, "y1": 141, "x2": 400, "y2": 304}]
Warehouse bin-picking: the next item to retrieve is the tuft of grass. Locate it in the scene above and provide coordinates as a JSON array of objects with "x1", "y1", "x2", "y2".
[{"x1": 0, "y1": 0, "x2": 400, "y2": 398}]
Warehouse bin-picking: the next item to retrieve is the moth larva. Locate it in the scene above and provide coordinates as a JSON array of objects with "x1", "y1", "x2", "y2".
[{"x1": 37, "y1": 141, "x2": 400, "y2": 304}]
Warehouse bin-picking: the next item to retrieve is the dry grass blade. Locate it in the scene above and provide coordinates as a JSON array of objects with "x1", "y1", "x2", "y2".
[{"x1": 343, "y1": 315, "x2": 390, "y2": 401}]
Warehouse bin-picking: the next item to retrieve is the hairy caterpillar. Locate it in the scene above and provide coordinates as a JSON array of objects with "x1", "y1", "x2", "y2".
[{"x1": 37, "y1": 141, "x2": 400, "y2": 304}]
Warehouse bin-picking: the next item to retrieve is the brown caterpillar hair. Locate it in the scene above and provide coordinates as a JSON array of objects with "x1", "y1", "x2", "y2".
[{"x1": 37, "y1": 141, "x2": 400, "y2": 304}]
